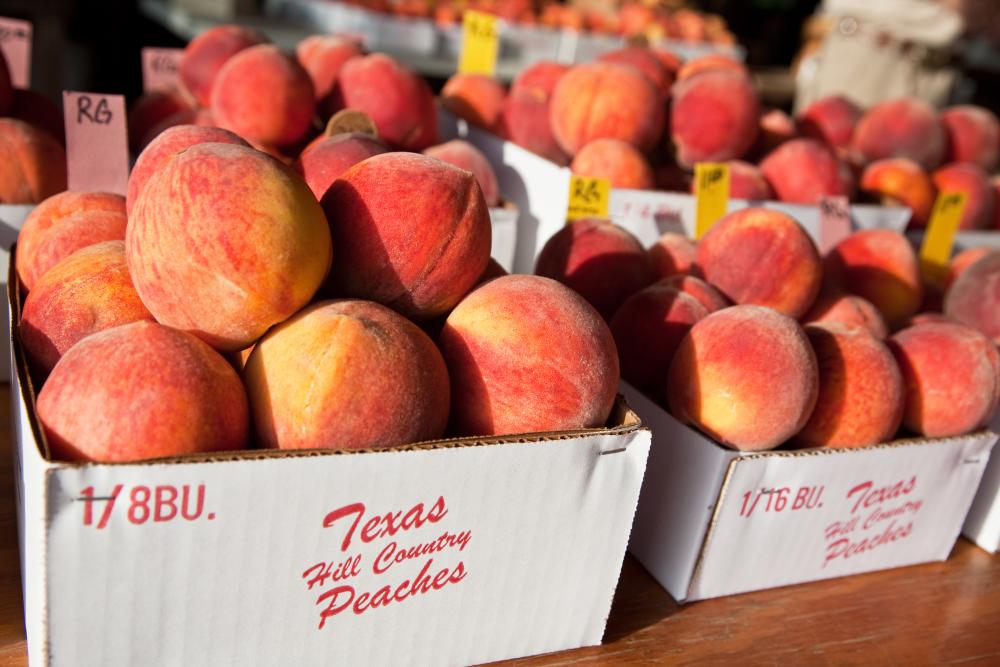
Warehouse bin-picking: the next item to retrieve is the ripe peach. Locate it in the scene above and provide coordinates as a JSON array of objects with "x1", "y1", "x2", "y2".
[
  {"x1": 696, "y1": 208, "x2": 822, "y2": 318},
  {"x1": 295, "y1": 34, "x2": 363, "y2": 117},
  {"x1": 210, "y1": 44, "x2": 315, "y2": 148},
  {"x1": 802, "y1": 293, "x2": 888, "y2": 339},
  {"x1": 535, "y1": 218, "x2": 653, "y2": 320},
  {"x1": 889, "y1": 321, "x2": 1000, "y2": 437},
  {"x1": 245, "y1": 300, "x2": 449, "y2": 450},
  {"x1": 948, "y1": 246, "x2": 992, "y2": 290},
  {"x1": 20, "y1": 241, "x2": 153, "y2": 372},
  {"x1": 661, "y1": 274, "x2": 730, "y2": 312},
  {"x1": 37, "y1": 321, "x2": 248, "y2": 462},
  {"x1": 860, "y1": 158, "x2": 936, "y2": 228},
  {"x1": 501, "y1": 90, "x2": 570, "y2": 165},
  {"x1": 550, "y1": 62, "x2": 664, "y2": 156},
  {"x1": 675, "y1": 53, "x2": 748, "y2": 82},
  {"x1": 851, "y1": 98, "x2": 945, "y2": 170},
  {"x1": 671, "y1": 69, "x2": 759, "y2": 168},
  {"x1": 760, "y1": 138, "x2": 855, "y2": 204},
  {"x1": 179, "y1": 24, "x2": 269, "y2": 107},
  {"x1": 751, "y1": 108, "x2": 797, "y2": 158},
  {"x1": 16, "y1": 192, "x2": 127, "y2": 290},
  {"x1": 712, "y1": 160, "x2": 773, "y2": 200},
  {"x1": 127, "y1": 143, "x2": 332, "y2": 351},
  {"x1": 127, "y1": 125, "x2": 250, "y2": 215},
  {"x1": 648, "y1": 232, "x2": 697, "y2": 280},
  {"x1": 667, "y1": 305, "x2": 819, "y2": 451},
  {"x1": 931, "y1": 162, "x2": 996, "y2": 230},
  {"x1": 940, "y1": 105, "x2": 1000, "y2": 171},
  {"x1": 294, "y1": 132, "x2": 388, "y2": 200},
  {"x1": 438, "y1": 274, "x2": 619, "y2": 436},
  {"x1": 321, "y1": 152, "x2": 490, "y2": 318},
  {"x1": 511, "y1": 61, "x2": 570, "y2": 97},
  {"x1": 797, "y1": 95, "x2": 862, "y2": 151},
  {"x1": 127, "y1": 90, "x2": 194, "y2": 153},
  {"x1": 0, "y1": 119, "x2": 67, "y2": 205},
  {"x1": 424, "y1": 139, "x2": 500, "y2": 207},
  {"x1": 570, "y1": 138, "x2": 655, "y2": 190},
  {"x1": 944, "y1": 250, "x2": 1000, "y2": 344},
  {"x1": 610, "y1": 284, "x2": 708, "y2": 395},
  {"x1": 8, "y1": 89, "x2": 65, "y2": 145},
  {"x1": 824, "y1": 229, "x2": 923, "y2": 329},
  {"x1": 331, "y1": 54, "x2": 438, "y2": 151},
  {"x1": 597, "y1": 47, "x2": 673, "y2": 97},
  {"x1": 793, "y1": 323, "x2": 904, "y2": 449},
  {"x1": 441, "y1": 73, "x2": 506, "y2": 132}
]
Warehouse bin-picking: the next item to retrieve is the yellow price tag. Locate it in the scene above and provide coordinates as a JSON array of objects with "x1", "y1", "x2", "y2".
[
  {"x1": 459, "y1": 11, "x2": 499, "y2": 76},
  {"x1": 566, "y1": 175, "x2": 610, "y2": 221},
  {"x1": 694, "y1": 162, "x2": 730, "y2": 239},
  {"x1": 920, "y1": 191, "x2": 968, "y2": 288}
]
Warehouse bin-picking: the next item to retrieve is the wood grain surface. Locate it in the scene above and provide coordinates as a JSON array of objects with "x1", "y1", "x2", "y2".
[{"x1": 0, "y1": 383, "x2": 996, "y2": 666}]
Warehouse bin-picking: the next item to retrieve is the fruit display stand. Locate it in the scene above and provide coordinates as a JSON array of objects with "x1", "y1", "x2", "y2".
[
  {"x1": 0, "y1": 206, "x2": 33, "y2": 382},
  {"x1": 621, "y1": 382, "x2": 997, "y2": 601}
]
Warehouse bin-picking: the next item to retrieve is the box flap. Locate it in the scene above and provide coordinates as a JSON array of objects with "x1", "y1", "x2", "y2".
[{"x1": 962, "y1": 410, "x2": 1000, "y2": 553}]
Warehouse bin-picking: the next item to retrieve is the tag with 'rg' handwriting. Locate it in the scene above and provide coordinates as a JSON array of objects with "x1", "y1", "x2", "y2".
[{"x1": 566, "y1": 175, "x2": 610, "y2": 221}]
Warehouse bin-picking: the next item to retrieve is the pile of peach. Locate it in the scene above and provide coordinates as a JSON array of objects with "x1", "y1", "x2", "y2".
[
  {"x1": 534, "y1": 210, "x2": 1000, "y2": 451},
  {"x1": 443, "y1": 46, "x2": 999, "y2": 232},
  {"x1": 0, "y1": 50, "x2": 66, "y2": 204}
]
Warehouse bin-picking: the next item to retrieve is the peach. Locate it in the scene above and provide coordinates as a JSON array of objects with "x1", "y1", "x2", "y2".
[
  {"x1": 931, "y1": 162, "x2": 996, "y2": 230},
  {"x1": 550, "y1": 62, "x2": 664, "y2": 156},
  {"x1": 707, "y1": 160, "x2": 772, "y2": 200},
  {"x1": 501, "y1": 90, "x2": 570, "y2": 165},
  {"x1": 295, "y1": 34, "x2": 364, "y2": 117},
  {"x1": 20, "y1": 241, "x2": 153, "y2": 372},
  {"x1": 441, "y1": 73, "x2": 507, "y2": 132},
  {"x1": 597, "y1": 46, "x2": 673, "y2": 97},
  {"x1": 36, "y1": 321, "x2": 249, "y2": 462},
  {"x1": 751, "y1": 108, "x2": 797, "y2": 158},
  {"x1": 671, "y1": 69, "x2": 759, "y2": 168},
  {"x1": 941, "y1": 105, "x2": 1000, "y2": 171},
  {"x1": 510, "y1": 61, "x2": 569, "y2": 97},
  {"x1": 889, "y1": 321, "x2": 1000, "y2": 437},
  {"x1": 802, "y1": 294, "x2": 888, "y2": 339},
  {"x1": 793, "y1": 323, "x2": 904, "y2": 449},
  {"x1": 695, "y1": 208, "x2": 822, "y2": 318},
  {"x1": 675, "y1": 53, "x2": 748, "y2": 82},
  {"x1": 570, "y1": 138, "x2": 655, "y2": 190},
  {"x1": 210, "y1": 44, "x2": 315, "y2": 148},
  {"x1": 0, "y1": 119, "x2": 67, "y2": 205},
  {"x1": 667, "y1": 305, "x2": 819, "y2": 451},
  {"x1": 294, "y1": 132, "x2": 388, "y2": 201},
  {"x1": 797, "y1": 95, "x2": 862, "y2": 151},
  {"x1": 127, "y1": 143, "x2": 332, "y2": 351},
  {"x1": 331, "y1": 54, "x2": 438, "y2": 151},
  {"x1": 760, "y1": 138, "x2": 855, "y2": 204},
  {"x1": 478, "y1": 257, "x2": 508, "y2": 284},
  {"x1": 851, "y1": 98, "x2": 945, "y2": 170},
  {"x1": 824, "y1": 229, "x2": 923, "y2": 329},
  {"x1": 905, "y1": 312, "x2": 954, "y2": 327},
  {"x1": 651, "y1": 48, "x2": 682, "y2": 76},
  {"x1": 948, "y1": 246, "x2": 992, "y2": 290},
  {"x1": 16, "y1": 192, "x2": 127, "y2": 290},
  {"x1": 8, "y1": 89, "x2": 65, "y2": 145},
  {"x1": 127, "y1": 124, "x2": 250, "y2": 215},
  {"x1": 127, "y1": 90, "x2": 194, "y2": 153},
  {"x1": 424, "y1": 139, "x2": 501, "y2": 207},
  {"x1": 661, "y1": 274, "x2": 730, "y2": 312},
  {"x1": 944, "y1": 250, "x2": 1000, "y2": 344},
  {"x1": 245, "y1": 300, "x2": 449, "y2": 450},
  {"x1": 179, "y1": 24, "x2": 269, "y2": 107},
  {"x1": 610, "y1": 284, "x2": 708, "y2": 395},
  {"x1": 535, "y1": 218, "x2": 653, "y2": 320},
  {"x1": 648, "y1": 232, "x2": 697, "y2": 280},
  {"x1": 860, "y1": 158, "x2": 936, "y2": 228},
  {"x1": 136, "y1": 107, "x2": 218, "y2": 150},
  {"x1": 438, "y1": 274, "x2": 619, "y2": 436},
  {"x1": 321, "y1": 152, "x2": 490, "y2": 318}
]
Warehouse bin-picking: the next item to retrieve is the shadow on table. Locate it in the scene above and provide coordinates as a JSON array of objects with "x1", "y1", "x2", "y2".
[{"x1": 603, "y1": 555, "x2": 680, "y2": 643}]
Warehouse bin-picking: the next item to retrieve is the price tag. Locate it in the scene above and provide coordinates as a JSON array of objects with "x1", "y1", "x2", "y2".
[
  {"x1": 818, "y1": 195, "x2": 852, "y2": 254},
  {"x1": 0, "y1": 17, "x2": 32, "y2": 88},
  {"x1": 459, "y1": 10, "x2": 499, "y2": 76},
  {"x1": 566, "y1": 175, "x2": 609, "y2": 221},
  {"x1": 63, "y1": 91, "x2": 129, "y2": 195},
  {"x1": 141, "y1": 47, "x2": 184, "y2": 94},
  {"x1": 919, "y1": 191, "x2": 968, "y2": 288},
  {"x1": 694, "y1": 162, "x2": 729, "y2": 239}
]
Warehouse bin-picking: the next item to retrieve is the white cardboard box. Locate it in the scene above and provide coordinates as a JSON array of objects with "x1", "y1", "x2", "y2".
[
  {"x1": 0, "y1": 204, "x2": 33, "y2": 381},
  {"x1": 488, "y1": 205, "x2": 519, "y2": 273},
  {"x1": 621, "y1": 382, "x2": 996, "y2": 602},
  {"x1": 8, "y1": 267, "x2": 651, "y2": 667},
  {"x1": 438, "y1": 110, "x2": 911, "y2": 274},
  {"x1": 962, "y1": 410, "x2": 1000, "y2": 553}
]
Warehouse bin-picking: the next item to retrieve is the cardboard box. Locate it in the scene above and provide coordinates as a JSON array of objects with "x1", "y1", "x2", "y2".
[
  {"x1": 962, "y1": 410, "x2": 1000, "y2": 553},
  {"x1": 488, "y1": 205, "x2": 519, "y2": 272},
  {"x1": 437, "y1": 110, "x2": 911, "y2": 274},
  {"x1": 621, "y1": 382, "x2": 996, "y2": 602},
  {"x1": 8, "y1": 258, "x2": 651, "y2": 667},
  {"x1": 0, "y1": 204, "x2": 33, "y2": 381}
]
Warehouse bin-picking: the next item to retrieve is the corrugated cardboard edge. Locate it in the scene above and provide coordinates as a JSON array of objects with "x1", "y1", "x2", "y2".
[{"x1": 686, "y1": 428, "x2": 1000, "y2": 600}]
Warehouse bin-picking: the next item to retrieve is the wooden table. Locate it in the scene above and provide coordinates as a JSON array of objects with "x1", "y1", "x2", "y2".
[{"x1": 0, "y1": 385, "x2": 997, "y2": 666}]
